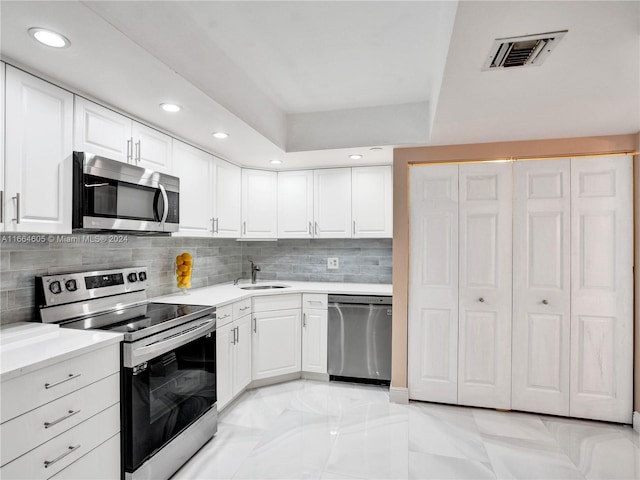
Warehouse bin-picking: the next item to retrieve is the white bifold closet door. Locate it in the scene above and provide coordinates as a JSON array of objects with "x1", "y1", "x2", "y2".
[
  {"x1": 512, "y1": 160, "x2": 571, "y2": 416},
  {"x1": 457, "y1": 163, "x2": 513, "y2": 410},
  {"x1": 408, "y1": 164, "x2": 459, "y2": 404},
  {"x1": 569, "y1": 156, "x2": 633, "y2": 423}
]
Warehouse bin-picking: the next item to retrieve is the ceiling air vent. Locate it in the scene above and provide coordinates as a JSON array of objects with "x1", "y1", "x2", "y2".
[{"x1": 483, "y1": 30, "x2": 567, "y2": 70}]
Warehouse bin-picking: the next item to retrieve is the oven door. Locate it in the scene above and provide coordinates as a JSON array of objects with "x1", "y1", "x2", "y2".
[{"x1": 122, "y1": 322, "x2": 216, "y2": 474}]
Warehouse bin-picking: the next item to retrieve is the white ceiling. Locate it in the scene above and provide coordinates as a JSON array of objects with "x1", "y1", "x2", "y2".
[{"x1": 1, "y1": 1, "x2": 638, "y2": 170}]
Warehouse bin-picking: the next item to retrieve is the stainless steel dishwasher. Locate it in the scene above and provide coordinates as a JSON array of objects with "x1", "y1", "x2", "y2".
[{"x1": 327, "y1": 295, "x2": 392, "y2": 384}]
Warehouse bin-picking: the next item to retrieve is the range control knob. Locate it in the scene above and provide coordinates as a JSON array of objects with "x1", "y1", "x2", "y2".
[
  {"x1": 65, "y1": 279, "x2": 78, "y2": 292},
  {"x1": 49, "y1": 281, "x2": 62, "y2": 294},
  {"x1": 138, "y1": 271, "x2": 147, "y2": 282},
  {"x1": 127, "y1": 272, "x2": 138, "y2": 283}
]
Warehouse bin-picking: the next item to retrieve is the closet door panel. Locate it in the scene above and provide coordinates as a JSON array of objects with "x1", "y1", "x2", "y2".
[
  {"x1": 458, "y1": 162, "x2": 512, "y2": 409},
  {"x1": 512, "y1": 160, "x2": 570, "y2": 416},
  {"x1": 408, "y1": 164, "x2": 459, "y2": 403},
  {"x1": 570, "y1": 156, "x2": 633, "y2": 423}
]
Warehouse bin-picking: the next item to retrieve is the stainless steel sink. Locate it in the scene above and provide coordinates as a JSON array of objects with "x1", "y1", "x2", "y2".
[{"x1": 239, "y1": 285, "x2": 290, "y2": 290}]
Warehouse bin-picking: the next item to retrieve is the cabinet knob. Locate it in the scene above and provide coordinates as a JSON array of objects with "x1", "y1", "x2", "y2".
[
  {"x1": 542, "y1": 299, "x2": 549, "y2": 305},
  {"x1": 478, "y1": 297, "x2": 485, "y2": 303}
]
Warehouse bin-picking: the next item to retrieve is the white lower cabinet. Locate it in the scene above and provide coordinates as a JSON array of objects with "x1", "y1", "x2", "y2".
[
  {"x1": 302, "y1": 294, "x2": 328, "y2": 374},
  {"x1": 216, "y1": 300, "x2": 252, "y2": 411},
  {"x1": 51, "y1": 434, "x2": 120, "y2": 480},
  {"x1": 252, "y1": 294, "x2": 302, "y2": 380},
  {"x1": 0, "y1": 343, "x2": 121, "y2": 479}
]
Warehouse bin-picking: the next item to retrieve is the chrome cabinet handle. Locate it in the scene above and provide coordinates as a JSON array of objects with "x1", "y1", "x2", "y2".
[
  {"x1": 353, "y1": 220, "x2": 356, "y2": 235},
  {"x1": 214, "y1": 217, "x2": 219, "y2": 234},
  {"x1": 44, "y1": 409, "x2": 80, "y2": 429},
  {"x1": 12, "y1": 193, "x2": 20, "y2": 224},
  {"x1": 542, "y1": 299, "x2": 549, "y2": 305},
  {"x1": 243, "y1": 221, "x2": 247, "y2": 235},
  {"x1": 314, "y1": 222, "x2": 318, "y2": 236},
  {"x1": 308, "y1": 221, "x2": 313, "y2": 236},
  {"x1": 210, "y1": 218, "x2": 215, "y2": 233},
  {"x1": 303, "y1": 313, "x2": 306, "y2": 328},
  {"x1": 235, "y1": 326, "x2": 239, "y2": 344},
  {"x1": 135, "y1": 140, "x2": 141, "y2": 163},
  {"x1": 239, "y1": 306, "x2": 250, "y2": 311},
  {"x1": 45, "y1": 373, "x2": 81, "y2": 389},
  {"x1": 253, "y1": 318, "x2": 257, "y2": 333},
  {"x1": 158, "y1": 184, "x2": 169, "y2": 224},
  {"x1": 478, "y1": 298, "x2": 485, "y2": 303},
  {"x1": 127, "y1": 138, "x2": 132, "y2": 163},
  {"x1": 44, "y1": 444, "x2": 80, "y2": 468},
  {"x1": 0, "y1": 190, "x2": 3, "y2": 223},
  {"x1": 218, "y1": 313, "x2": 230, "y2": 320}
]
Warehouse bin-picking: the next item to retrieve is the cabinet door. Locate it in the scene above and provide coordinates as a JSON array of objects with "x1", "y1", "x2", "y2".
[
  {"x1": 51, "y1": 434, "x2": 120, "y2": 480},
  {"x1": 252, "y1": 308, "x2": 302, "y2": 380},
  {"x1": 314, "y1": 168, "x2": 352, "y2": 238},
  {"x1": 352, "y1": 166, "x2": 392, "y2": 238},
  {"x1": 458, "y1": 162, "x2": 512, "y2": 409},
  {"x1": 570, "y1": 156, "x2": 633, "y2": 423},
  {"x1": 212, "y1": 158, "x2": 241, "y2": 238},
  {"x1": 172, "y1": 141, "x2": 213, "y2": 237},
  {"x1": 131, "y1": 121, "x2": 173, "y2": 173},
  {"x1": 5, "y1": 66, "x2": 73, "y2": 234},
  {"x1": 233, "y1": 314, "x2": 253, "y2": 394},
  {"x1": 242, "y1": 169, "x2": 277, "y2": 238},
  {"x1": 216, "y1": 321, "x2": 234, "y2": 411},
  {"x1": 408, "y1": 164, "x2": 459, "y2": 403},
  {"x1": 278, "y1": 170, "x2": 314, "y2": 238},
  {"x1": 74, "y1": 97, "x2": 131, "y2": 163},
  {"x1": 0, "y1": 63, "x2": 5, "y2": 231},
  {"x1": 302, "y1": 308, "x2": 328, "y2": 374},
  {"x1": 512, "y1": 160, "x2": 571, "y2": 416}
]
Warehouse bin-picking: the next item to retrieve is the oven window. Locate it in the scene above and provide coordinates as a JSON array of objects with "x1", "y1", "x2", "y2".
[
  {"x1": 83, "y1": 174, "x2": 160, "y2": 221},
  {"x1": 123, "y1": 331, "x2": 216, "y2": 472}
]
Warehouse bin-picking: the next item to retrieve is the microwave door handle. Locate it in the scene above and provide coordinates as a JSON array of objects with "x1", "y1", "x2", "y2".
[{"x1": 158, "y1": 184, "x2": 169, "y2": 224}]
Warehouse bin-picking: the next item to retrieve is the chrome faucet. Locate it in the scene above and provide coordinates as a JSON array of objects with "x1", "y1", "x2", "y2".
[{"x1": 249, "y1": 260, "x2": 260, "y2": 284}]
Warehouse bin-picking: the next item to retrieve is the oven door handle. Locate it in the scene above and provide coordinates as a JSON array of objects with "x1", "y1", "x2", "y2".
[
  {"x1": 158, "y1": 184, "x2": 169, "y2": 224},
  {"x1": 125, "y1": 318, "x2": 216, "y2": 368}
]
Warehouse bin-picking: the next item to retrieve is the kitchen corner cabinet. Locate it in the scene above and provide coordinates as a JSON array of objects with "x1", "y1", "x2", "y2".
[
  {"x1": 212, "y1": 158, "x2": 241, "y2": 238},
  {"x1": 173, "y1": 141, "x2": 214, "y2": 236},
  {"x1": 302, "y1": 294, "x2": 328, "y2": 374},
  {"x1": 216, "y1": 299, "x2": 252, "y2": 411},
  {"x1": 278, "y1": 170, "x2": 314, "y2": 238},
  {"x1": 74, "y1": 97, "x2": 172, "y2": 173},
  {"x1": 242, "y1": 169, "x2": 277, "y2": 238},
  {"x1": 252, "y1": 294, "x2": 302, "y2": 380},
  {"x1": 352, "y1": 166, "x2": 393, "y2": 238},
  {"x1": 314, "y1": 168, "x2": 352, "y2": 238},
  {"x1": 4, "y1": 66, "x2": 73, "y2": 234}
]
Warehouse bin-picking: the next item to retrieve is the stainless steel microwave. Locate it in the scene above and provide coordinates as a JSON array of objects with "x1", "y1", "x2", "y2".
[{"x1": 72, "y1": 152, "x2": 179, "y2": 234}]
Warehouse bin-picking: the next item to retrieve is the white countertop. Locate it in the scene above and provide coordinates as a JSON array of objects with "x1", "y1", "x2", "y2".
[
  {"x1": 0, "y1": 322, "x2": 123, "y2": 382},
  {"x1": 152, "y1": 280, "x2": 392, "y2": 308}
]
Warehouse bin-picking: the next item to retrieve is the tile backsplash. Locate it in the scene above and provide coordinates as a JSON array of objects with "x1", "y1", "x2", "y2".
[{"x1": 0, "y1": 235, "x2": 392, "y2": 325}]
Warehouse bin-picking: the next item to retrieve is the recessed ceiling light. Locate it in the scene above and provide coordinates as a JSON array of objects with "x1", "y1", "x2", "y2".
[
  {"x1": 212, "y1": 132, "x2": 229, "y2": 139},
  {"x1": 349, "y1": 154, "x2": 363, "y2": 160},
  {"x1": 160, "y1": 103, "x2": 181, "y2": 113},
  {"x1": 28, "y1": 28, "x2": 70, "y2": 48},
  {"x1": 270, "y1": 159, "x2": 282, "y2": 165},
  {"x1": 370, "y1": 147, "x2": 383, "y2": 151}
]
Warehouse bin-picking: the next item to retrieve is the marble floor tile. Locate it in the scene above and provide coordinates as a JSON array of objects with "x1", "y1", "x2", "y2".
[
  {"x1": 409, "y1": 451, "x2": 496, "y2": 479},
  {"x1": 473, "y1": 409, "x2": 557, "y2": 443}
]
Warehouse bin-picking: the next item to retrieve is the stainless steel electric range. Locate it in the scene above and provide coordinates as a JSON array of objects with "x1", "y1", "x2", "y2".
[{"x1": 36, "y1": 267, "x2": 217, "y2": 480}]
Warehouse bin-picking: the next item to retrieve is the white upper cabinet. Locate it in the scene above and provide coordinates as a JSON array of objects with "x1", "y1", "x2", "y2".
[
  {"x1": 75, "y1": 97, "x2": 173, "y2": 173},
  {"x1": 74, "y1": 97, "x2": 132, "y2": 163},
  {"x1": 0, "y1": 63, "x2": 5, "y2": 232},
  {"x1": 277, "y1": 170, "x2": 314, "y2": 238},
  {"x1": 242, "y1": 169, "x2": 277, "y2": 238},
  {"x1": 314, "y1": 168, "x2": 352, "y2": 238},
  {"x1": 352, "y1": 166, "x2": 392, "y2": 238},
  {"x1": 569, "y1": 156, "x2": 633, "y2": 423},
  {"x1": 212, "y1": 158, "x2": 241, "y2": 238},
  {"x1": 173, "y1": 140, "x2": 213, "y2": 237},
  {"x1": 512, "y1": 159, "x2": 571, "y2": 417},
  {"x1": 130, "y1": 121, "x2": 173, "y2": 173},
  {"x1": 5, "y1": 66, "x2": 73, "y2": 234}
]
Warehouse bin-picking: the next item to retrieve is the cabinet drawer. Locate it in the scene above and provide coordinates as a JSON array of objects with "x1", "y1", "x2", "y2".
[
  {"x1": 217, "y1": 304, "x2": 233, "y2": 327},
  {"x1": 0, "y1": 403, "x2": 120, "y2": 480},
  {"x1": 1, "y1": 373, "x2": 119, "y2": 466},
  {"x1": 1, "y1": 344, "x2": 119, "y2": 423},
  {"x1": 302, "y1": 293, "x2": 328, "y2": 310},
  {"x1": 50, "y1": 434, "x2": 120, "y2": 480},
  {"x1": 233, "y1": 298, "x2": 252, "y2": 319},
  {"x1": 252, "y1": 294, "x2": 301, "y2": 313}
]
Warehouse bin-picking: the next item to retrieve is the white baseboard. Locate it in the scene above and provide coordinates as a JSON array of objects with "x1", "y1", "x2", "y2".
[
  {"x1": 633, "y1": 411, "x2": 640, "y2": 434},
  {"x1": 249, "y1": 372, "x2": 302, "y2": 389},
  {"x1": 302, "y1": 372, "x2": 330, "y2": 382},
  {"x1": 389, "y1": 386, "x2": 409, "y2": 404}
]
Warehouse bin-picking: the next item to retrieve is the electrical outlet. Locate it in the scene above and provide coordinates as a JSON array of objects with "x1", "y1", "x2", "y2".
[{"x1": 327, "y1": 257, "x2": 339, "y2": 270}]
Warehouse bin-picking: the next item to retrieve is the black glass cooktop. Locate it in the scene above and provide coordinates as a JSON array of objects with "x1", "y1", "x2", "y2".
[{"x1": 62, "y1": 302, "x2": 214, "y2": 341}]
